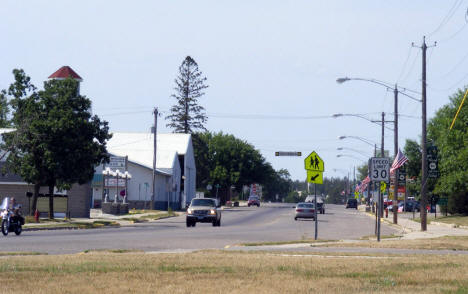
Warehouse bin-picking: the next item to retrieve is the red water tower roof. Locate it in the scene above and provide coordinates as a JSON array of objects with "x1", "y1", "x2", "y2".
[{"x1": 48, "y1": 66, "x2": 82, "y2": 81}]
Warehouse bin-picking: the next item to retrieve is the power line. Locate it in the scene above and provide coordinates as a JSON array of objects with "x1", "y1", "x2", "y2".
[
  {"x1": 397, "y1": 45, "x2": 414, "y2": 83},
  {"x1": 428, "y1": 0, "x2": 464, "y2": 37},
  {"x1": 399, "y1": 50, "x2": 420, "y2": 84},
  {"x1": 438, "y1": 8, "x2": 468, "y2": 43}
]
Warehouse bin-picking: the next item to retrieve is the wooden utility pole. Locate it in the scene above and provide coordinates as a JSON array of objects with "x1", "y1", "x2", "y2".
[
  {"x1": 393, "y1": 85, "x2": 399, "y2": 224},
  {"x1": 413, "y1": 36, "x2": 435, "y2": 231},
  {"x1": 151, "y1": 107, "x2": 158, "y2": 210}
]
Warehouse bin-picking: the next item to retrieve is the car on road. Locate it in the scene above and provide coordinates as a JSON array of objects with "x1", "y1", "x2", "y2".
[
  {"x1": 305, "y1": 196, "x2": 325, "y2": 214},
  {"x1": 346, "y1": 198, "x2": 358, "y2": 209},
  {"x1": 294, "y1": 202, "x2": 315, "y2": 220},
  {"x1": 248, "y1": 196, "x2": 260, "y2": 207},
  {"x1": 186, "y1": 198, "x2": 221, "y2": 227}
]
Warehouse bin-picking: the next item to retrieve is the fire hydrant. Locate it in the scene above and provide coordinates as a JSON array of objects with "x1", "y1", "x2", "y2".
[
  {"x1": 385, "y1": 207, "x2": 388, "y2": 218},
  {"x1": 34, "y1": 209, "x2": 40, "y2": 223}
]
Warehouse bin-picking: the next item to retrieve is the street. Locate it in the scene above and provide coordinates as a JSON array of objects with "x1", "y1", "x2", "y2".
[{"x1": 0, "y1": 203, "x2": 395, "y2": 254}]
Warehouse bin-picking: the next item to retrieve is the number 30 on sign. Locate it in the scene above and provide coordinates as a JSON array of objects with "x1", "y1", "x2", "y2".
[{"x1": 370, "y1": 157, "x2": 390, "y2": 182}]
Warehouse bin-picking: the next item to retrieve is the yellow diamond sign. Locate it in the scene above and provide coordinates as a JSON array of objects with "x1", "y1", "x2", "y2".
[{"x1": 304, "y1": 151, "x2": 324, "y2": 172}]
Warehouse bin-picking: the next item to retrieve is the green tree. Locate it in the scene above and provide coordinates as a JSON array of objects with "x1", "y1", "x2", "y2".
[
  {"x1": 403, "y1": 139, "x2": 422, "y2": 199},
  {"x1": 166, "y1": 56, "x2": 208, "y2": 133},
  {"x1": 192, "y1": 132, "x2": 279, "y2": 204},
  {"x1": 428, "y1": 87, "x2": 468, "y2": 213},
  {"x1": 2, "y1": 70, "x2": 112, "y2": 217},
  {"x1": 356, "y1": 164, "x2": 368, "y2": 181},
  {"x1": 0, "y1": 91, "x2": 9, "y2": 128}
]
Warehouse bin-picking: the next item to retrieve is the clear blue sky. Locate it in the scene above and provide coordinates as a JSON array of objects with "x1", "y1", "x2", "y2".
[{"x1": 1, "y1": 1, "x2": 467, "y2": 181}]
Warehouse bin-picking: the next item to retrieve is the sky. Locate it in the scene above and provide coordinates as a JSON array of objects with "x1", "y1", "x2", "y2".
[{"x1": 1, "y1": 1, "x2": 468, "y2": 181}]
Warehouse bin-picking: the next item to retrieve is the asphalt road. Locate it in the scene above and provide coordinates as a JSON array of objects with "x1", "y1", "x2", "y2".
[{"x1": 0, "y1": 203, "x2": 396, "y2": 254}]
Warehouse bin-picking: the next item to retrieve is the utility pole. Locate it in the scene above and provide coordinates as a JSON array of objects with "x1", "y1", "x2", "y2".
[
  {"x1": 393, "y1": 85, "x2": 399, "y2": 224},
  {"x1": 413, "y1": 36, "x2": 436, "y2": 231},
  {"x1": 420, "y1": 37, "x2": 428, "y2": 231},
  {"x1": 151, "y1": 107, "x2": 158, "y2": 210}
]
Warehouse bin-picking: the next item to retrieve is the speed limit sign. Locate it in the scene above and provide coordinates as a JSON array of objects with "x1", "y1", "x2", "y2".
[{"x1": 370, "y1": 157, "x2": 390, "y2": 182}]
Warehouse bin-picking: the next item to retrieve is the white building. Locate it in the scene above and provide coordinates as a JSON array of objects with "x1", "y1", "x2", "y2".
[{"x1": 92, "y1": 132, "x2": 196, "y2": 210}]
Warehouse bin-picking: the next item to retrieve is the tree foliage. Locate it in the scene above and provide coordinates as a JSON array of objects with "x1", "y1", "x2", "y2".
[
  {"x1": 1, "y1": 69, "x2": 112, "y2": 217},
  {"x1": 427, "y1": 87, "x2": 468, "y2": 214},
  {"x1": 166, "y1": 56, "x2": 208, "y2": 134},
  {"x1": 192, "y1": 132, "x2": 291, "y2": 203}
]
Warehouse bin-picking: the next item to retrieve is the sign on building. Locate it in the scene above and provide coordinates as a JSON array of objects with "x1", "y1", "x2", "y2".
[{"x1": 108, "y1": 156, "x2": 126, "y2": 170}]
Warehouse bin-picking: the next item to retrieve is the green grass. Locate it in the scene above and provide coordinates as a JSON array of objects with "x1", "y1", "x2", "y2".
[
  {"x1": 0, "y1": 252, "x2": 46, "y2": 256},
  {"x1": 433, "y1": 215, "x2": 468, "y2": 227},
  {"x1": 24, "y1": 220, "x2": 119, "y2": 230},
  {"x1": 359, "y1": 234, "x2": 402, "y2": 240},
  {"x1": 240, "y1": 239, "x2": 334, "y2": 246}
]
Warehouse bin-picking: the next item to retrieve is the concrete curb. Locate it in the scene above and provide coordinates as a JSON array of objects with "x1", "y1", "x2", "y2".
[{"x1": 23, "y1": 214, "x2": 180, "y2": 231}]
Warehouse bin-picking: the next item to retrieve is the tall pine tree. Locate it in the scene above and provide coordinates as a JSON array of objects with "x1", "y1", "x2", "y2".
[{"x1": 166, "y1": 56, "x2": 208, "y2": 133}]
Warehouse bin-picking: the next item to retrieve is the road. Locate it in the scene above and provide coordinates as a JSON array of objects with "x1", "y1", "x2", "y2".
[{"x1": 0, "y1": 203, "x2": 396, "y2": 254}]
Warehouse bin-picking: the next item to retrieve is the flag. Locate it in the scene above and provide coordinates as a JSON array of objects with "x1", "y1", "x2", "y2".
[
  {"x1": 390, "y1": 149, "x2": 409, "y2": 174},
  {"x1": 341, "y1": 190, "x2": 345, "y2": 196},
  {"x1": 360, "y1": 176, "x2": 370, "y2": 192}
]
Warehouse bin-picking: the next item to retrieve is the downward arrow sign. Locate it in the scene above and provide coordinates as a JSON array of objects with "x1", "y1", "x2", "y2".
[{"x1": 311, "y1": 174, "x2": 319, "y2": 181}]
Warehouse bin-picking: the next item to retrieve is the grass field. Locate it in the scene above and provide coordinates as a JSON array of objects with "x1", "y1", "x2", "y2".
[
  {"x1": 1, "y1": 250, "x2": 468, "y2": 293},
  {"x1": 318, "y1": 236, "x2": 468, "y2": 251}
]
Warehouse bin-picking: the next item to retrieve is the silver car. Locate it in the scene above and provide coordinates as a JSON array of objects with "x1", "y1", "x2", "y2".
[{"x1": 294, "y1": 202, "x2": 315, "y2": 220}]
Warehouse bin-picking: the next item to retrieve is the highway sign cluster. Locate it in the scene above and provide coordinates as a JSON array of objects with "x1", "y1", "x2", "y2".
[
  {"x1": 427, "y1": 146, "x2": 440, "y2": 178},
  {"x1": 304, "y1": 151, "x2": 324, "y2": 184}
]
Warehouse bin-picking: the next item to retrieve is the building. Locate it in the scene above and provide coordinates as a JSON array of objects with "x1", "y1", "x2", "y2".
[
  {"x1": 93, "y1": 132, "x2": 196, "y2": 210},
  {"x1": 0, "y1": 66, "x2": 92, "y2": 217},
  {"x1": 0, "y1": 128, "x2": 92, "y2": 217}
]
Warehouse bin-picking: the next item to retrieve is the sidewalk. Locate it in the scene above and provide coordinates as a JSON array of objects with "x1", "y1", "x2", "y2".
[{"x1": 370, "y1": 210, "x2": 468, "y2": 240}]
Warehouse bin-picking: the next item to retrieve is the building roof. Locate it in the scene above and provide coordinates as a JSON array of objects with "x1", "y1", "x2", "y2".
[
  {"x1": 48, "y1": 66, "x2": 83, "y2": 81},
  {"x1": 107, "y1": 132, "x2": 191, "y2": 171}
]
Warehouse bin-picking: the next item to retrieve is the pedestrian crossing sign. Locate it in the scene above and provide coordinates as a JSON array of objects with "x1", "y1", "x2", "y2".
[{"x1": 304, "y1": 151, "x2": 324, "y2": 172}]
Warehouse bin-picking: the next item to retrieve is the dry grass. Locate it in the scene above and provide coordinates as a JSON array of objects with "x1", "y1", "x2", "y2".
[
  {"x1": 320, "y1": 236, "x2": 468, "y2": 251},
  {"x1": 434, "y1": 215, "x2": 468, "y2": 227},
  {"x1": 1, "y1": 251, "x2": 468, "y2": 293}
]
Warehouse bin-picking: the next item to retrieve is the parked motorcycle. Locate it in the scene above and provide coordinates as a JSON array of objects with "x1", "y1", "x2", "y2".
[{"x1": 1, "y1": 197, "x2": 24, "y2": 236}]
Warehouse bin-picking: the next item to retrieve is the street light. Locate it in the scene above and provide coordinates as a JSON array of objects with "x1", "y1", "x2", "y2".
[
  {"x1": 337, "y1": 76, "x2": 421, "y2": 226},
  {"x1": 337, "y1": 147, "x2": 370, "y2": 157},
  {"x1": 102, "y1": 167, "x2": 113, "y2": 203},
  {"x1": 336, "y1": 154, "x2": 367, "y2": 162},
  {"x1": 123, "y1": 171, "x2": 132, "y2": 204},
  {"x1": 333, "y1": 113, "x2": 393, "y2": 131},
  {"x1": 339, "y1": 135, "x2": 378, "y2": 155}
]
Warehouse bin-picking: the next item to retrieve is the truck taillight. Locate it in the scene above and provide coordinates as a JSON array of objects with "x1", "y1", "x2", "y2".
[{"x1": 296, "y1": 209, "x2": 303, "y2": 212}]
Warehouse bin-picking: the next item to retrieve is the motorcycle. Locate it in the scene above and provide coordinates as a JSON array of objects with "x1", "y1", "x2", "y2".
[{"x1": 1, "y1": 208, "x2": 23, "y2": 236}]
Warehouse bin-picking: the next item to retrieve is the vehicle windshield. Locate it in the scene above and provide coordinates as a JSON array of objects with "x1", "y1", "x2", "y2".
[
  {"x1": 297, "y1": 203, "x2": 314, "y2": 208},
  {"x1": 191, "y1": 199, "x2": 216, "y2": 207}
]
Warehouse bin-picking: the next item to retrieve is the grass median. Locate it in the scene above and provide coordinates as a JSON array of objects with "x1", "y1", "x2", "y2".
[{"x1": 1, "y1": 250, "x2": 468, "y2": 293}]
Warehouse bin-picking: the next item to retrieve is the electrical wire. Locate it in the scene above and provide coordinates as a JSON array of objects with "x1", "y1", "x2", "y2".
[
  {"x1": 397, "y1": 45, "x2": 414, "y2": 83},
  {"x1": 399, "y1": 50, "x2": 420, "y2": 85},
  {"x1": 427, "y1": 0, "x2": 464, "y2": 37}
]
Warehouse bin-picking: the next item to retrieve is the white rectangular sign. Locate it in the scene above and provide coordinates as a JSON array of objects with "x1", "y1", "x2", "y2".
[
  {"x1": 370, "y1": 157, "x2": 390, "y2": 182},
  {"x1": 108, "y1": 156, "x2": 126, "y2": 169}
]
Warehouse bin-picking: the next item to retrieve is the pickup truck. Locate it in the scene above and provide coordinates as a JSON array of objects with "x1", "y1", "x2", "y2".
[{"x1": 186, "y1": 198, "x2": 221, "y2": 227}]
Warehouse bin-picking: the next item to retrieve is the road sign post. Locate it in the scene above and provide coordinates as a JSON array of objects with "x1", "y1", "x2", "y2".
[
  {"x1": 369, "y1": 157, "x2": 390, "y2": 242},
  {"x1": 304, "y1": 151, "x2": 325, "y2": 241}
]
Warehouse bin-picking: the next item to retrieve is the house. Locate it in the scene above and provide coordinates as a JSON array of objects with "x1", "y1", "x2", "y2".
[
  {"x1": 94, "y1": 132, "x2": 196, "y2": 210},
  {"x1": 0, "y1": 128, "x2": 92, "y2": 218}
]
